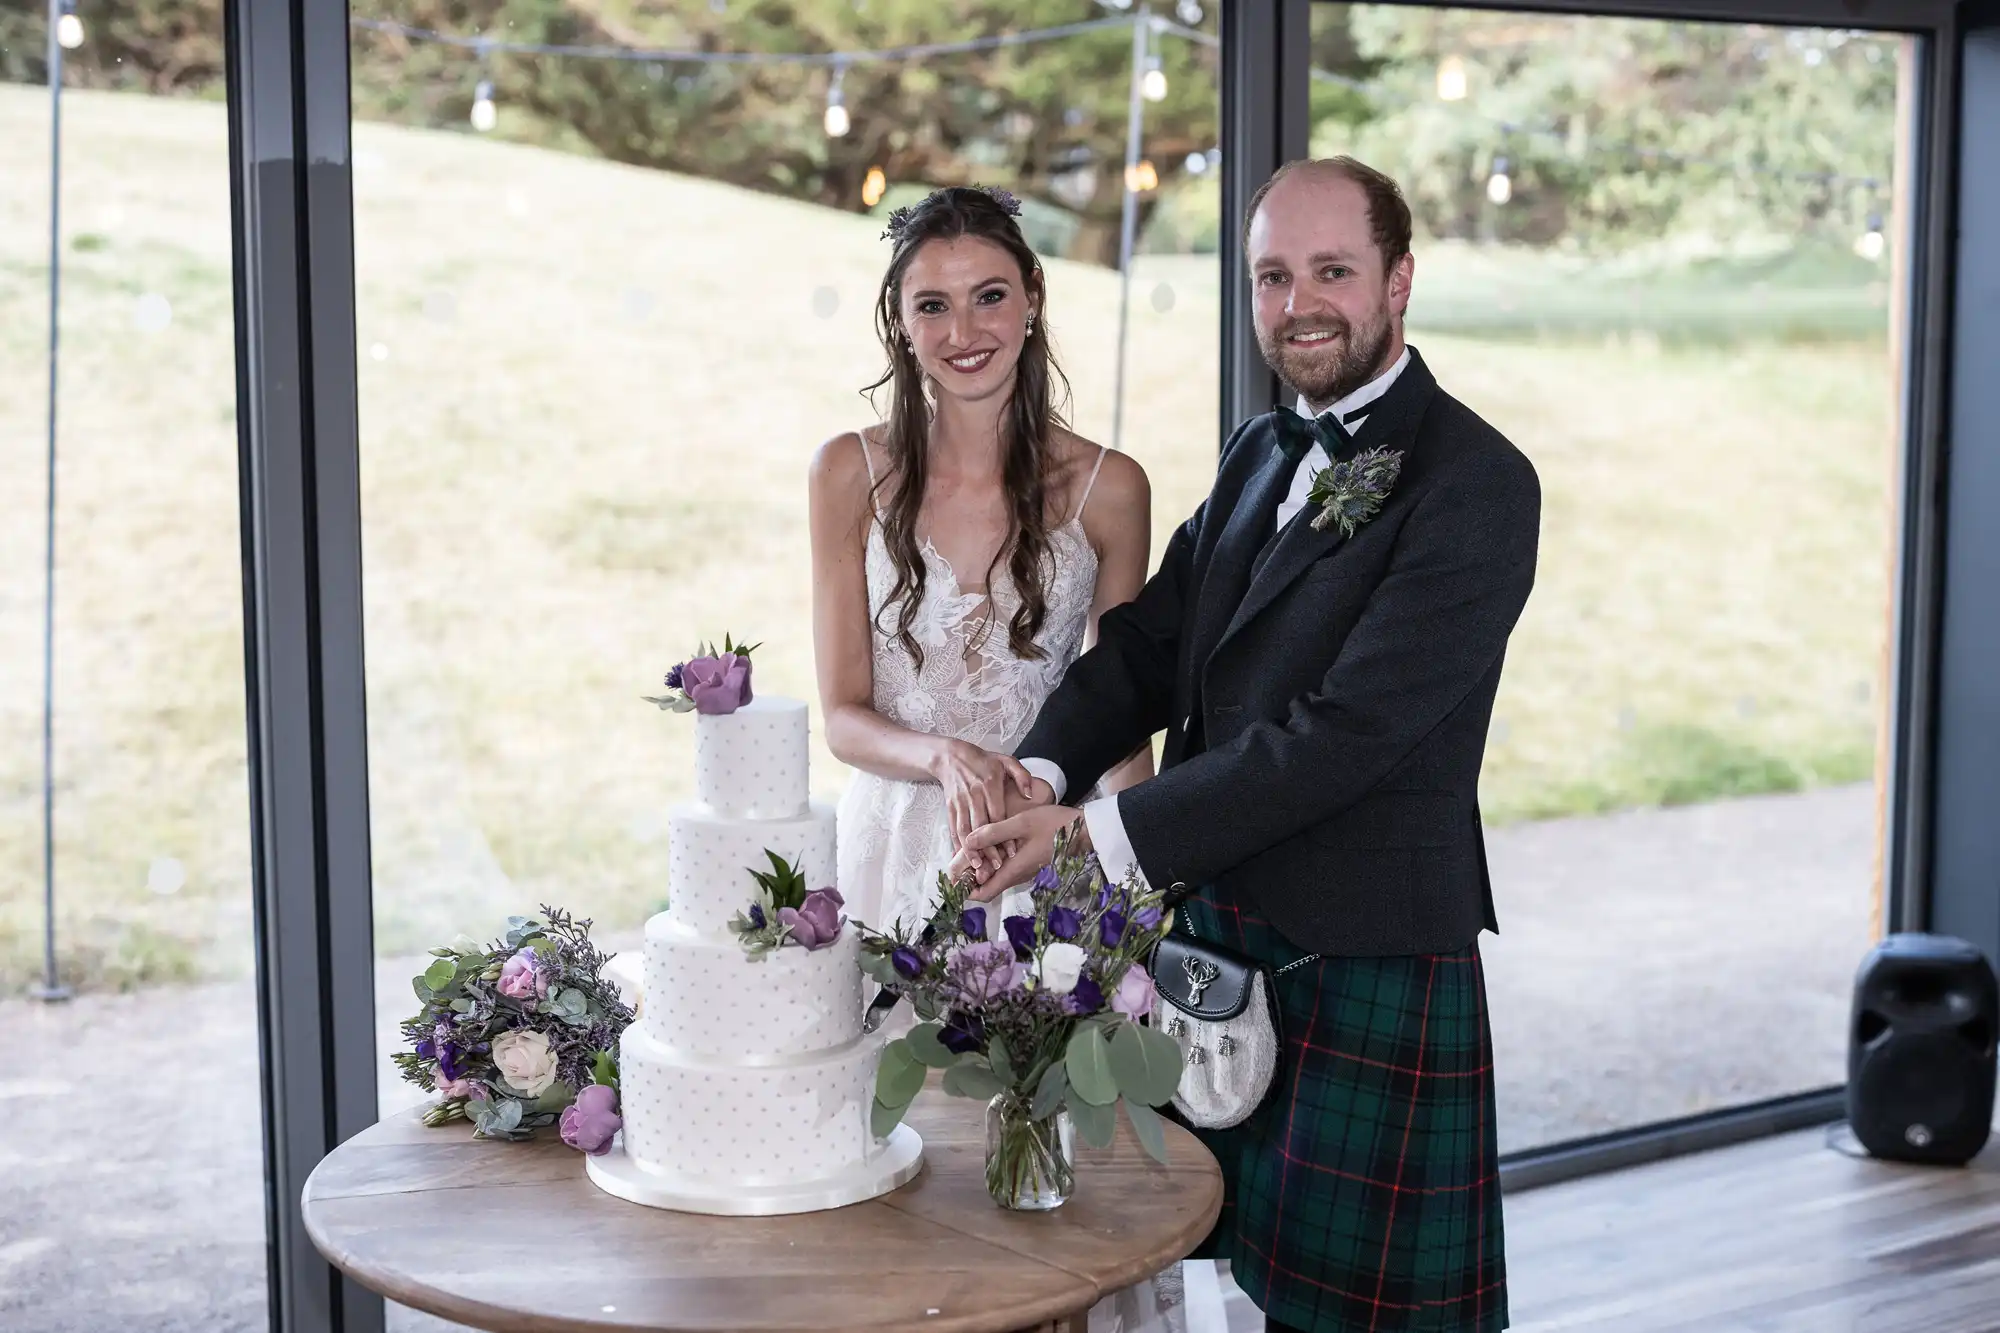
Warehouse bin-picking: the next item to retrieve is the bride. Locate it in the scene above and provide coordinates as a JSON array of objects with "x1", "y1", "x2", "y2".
[
  {"x1": 808, "y1": 185, "x2": 1182, "y2": 1332},
  {"x1": 809, "y1": 184, "x2": 1153, "y2": 935}
]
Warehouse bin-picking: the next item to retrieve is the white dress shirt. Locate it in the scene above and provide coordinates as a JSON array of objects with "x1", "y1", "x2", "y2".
[{"x1": 1021, "y1": 347, "x2": 1411, "y2": 892}]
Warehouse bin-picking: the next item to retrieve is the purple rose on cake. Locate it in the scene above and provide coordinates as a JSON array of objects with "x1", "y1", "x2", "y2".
[
  {"x1": 681, "y1": 651, "x2": 754, "y2": 715},
  {"x1": 779, "y1": 888, "x2": 845, "y2": 950}
]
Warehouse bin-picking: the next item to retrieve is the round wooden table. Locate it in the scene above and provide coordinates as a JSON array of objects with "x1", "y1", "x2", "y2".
[{"x1": 303, "y1": 1088, "x2": 1223, "y2": 1333}]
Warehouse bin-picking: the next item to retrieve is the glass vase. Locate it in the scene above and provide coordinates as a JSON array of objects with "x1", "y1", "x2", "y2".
[{"x1": 984, "y1": 1091, "x2": 1075, "y2": 1211}]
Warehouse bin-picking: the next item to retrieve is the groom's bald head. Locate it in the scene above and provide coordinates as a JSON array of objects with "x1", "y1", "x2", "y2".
[{"x1": 1243, "y1": 157, "x2": 1414, "y2": 273}]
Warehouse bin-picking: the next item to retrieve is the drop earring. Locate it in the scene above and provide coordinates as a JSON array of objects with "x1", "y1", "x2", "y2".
[{"x1": 1026, "y1": 314, "x2": 1037, "y2": 337}]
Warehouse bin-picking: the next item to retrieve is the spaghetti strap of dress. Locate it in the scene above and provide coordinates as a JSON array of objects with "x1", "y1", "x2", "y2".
[
  {"x1": 857, "y1": 434, "x2": 885, "y2": 522},
  {"x1": 1073, "y1": 445, "x2": 1110, "y2": 522}
]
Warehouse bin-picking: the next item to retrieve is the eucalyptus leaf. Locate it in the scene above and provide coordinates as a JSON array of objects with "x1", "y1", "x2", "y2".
[
  {"x1": 1109, "y1": 1018, "x2": 1183, "y2": 1106},
  {"x1": 1123, "y1": 1098, "x2": 1169, "y2": 1164},
  {"x1": 423, "y1": 959, "x2": 456, "y2": 991},
  {"x1": 1069, "y1": 1095, "x2": 1116, "y2": 1149},
  {"x1": 1065, "y1": 1024, "x2": 1118, "y2": 1106},
  {"x1": 988, "y1": 1035, "x2": 1016, "y2": 1087},
  {"x1": 1030, "y1": 1062, "x2": 1070, "y2": 1122},
  {"x1": 941, "y1": 1061, "x2": 1007, "y2": 1101},
  {"x1": 557, "y1": 987, "x2": 587, "y2": 1014},
  {"x1": 875, "y1": 1041, "x2": 925, "y2": 1107},
  {"x1": 871, "y1": 1095, "x2": 912, "y2": 1138},
  {"x1": 449, "y1": 998, "x2": 472, "y2": 1014},
  {"x1": 412, "y1": 977, "x2": 434, "y2": 1003},
  {"x1": 904, "y1": 1023, "x2": 960, "y2": 1070}
]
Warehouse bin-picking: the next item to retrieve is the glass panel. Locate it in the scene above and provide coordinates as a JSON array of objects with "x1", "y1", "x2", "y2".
[
  {"x1": 1, "y1": 17, "x2": 267, "y2": 1331},
  {"x1": 1310, "y1": 3, "x2": 1910, "y2": 1153},
  {"x1": 346, "y1": 9, "x2": 1219, "y2": 1325}
]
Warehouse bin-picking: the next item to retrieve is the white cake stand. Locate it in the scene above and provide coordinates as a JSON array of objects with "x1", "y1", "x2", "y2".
[{"x1": 584, "y1": 1124, "x2": 925, "y2": 1217}]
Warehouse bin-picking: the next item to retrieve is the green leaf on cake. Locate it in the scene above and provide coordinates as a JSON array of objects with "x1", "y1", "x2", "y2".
[
  {"x1": 875, "y1": 1040, "x2": 926, "y2": 1107},
  {"x1": 1109, "y1": 1018, "x2": 1183, "y2": 1107},
  {"x1": 1069, "y1": 1095, "x2": 1116, "y2": 1149},
  {"x1": 1065, "y1": 1024, "x2": 1118, "y2": 1106},
  {"x1": 871, "y1": 1095, "x2": 911, "y2": 1138},
  {"x1": 1123, "y1": 1098, "x2": 1170, "y2": 1164},
  {"x1": 748, "y1": 850, "x2": 809, "y2": 912}
]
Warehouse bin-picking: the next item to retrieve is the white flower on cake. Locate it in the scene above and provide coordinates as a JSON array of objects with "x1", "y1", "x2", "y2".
[{"x1": 491, "y1": 1028, "x2": 560, "y2": 1098}]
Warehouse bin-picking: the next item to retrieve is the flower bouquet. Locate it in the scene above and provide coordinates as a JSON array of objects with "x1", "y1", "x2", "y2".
[
  {"x1": 393, "y1": 906, "x2": 635, "y2": 1155},
  {"x1": 727, "y1": 849, "x2": 849, "y2": 958},
  {"x1": 858, "y1": 825, "x2": 1183, "y2": 1210},
  {"x1": 642, "y1": 633, "x2": 760, "y2": 715}
]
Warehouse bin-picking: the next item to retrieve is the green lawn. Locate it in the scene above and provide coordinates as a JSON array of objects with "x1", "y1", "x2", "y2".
[{"x1": 0, "y1": 86, "x2": 1896, "y2": 990}]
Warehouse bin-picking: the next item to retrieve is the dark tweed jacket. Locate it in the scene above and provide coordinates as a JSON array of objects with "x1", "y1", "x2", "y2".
[{"x1": 1018, "y1": 346, "x2": 1541, "y2": 956}]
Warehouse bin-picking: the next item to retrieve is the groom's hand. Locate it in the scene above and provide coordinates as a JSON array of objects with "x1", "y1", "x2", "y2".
[{"x1": 956, "y1": 806, "x2": 1091, "y2": 902}]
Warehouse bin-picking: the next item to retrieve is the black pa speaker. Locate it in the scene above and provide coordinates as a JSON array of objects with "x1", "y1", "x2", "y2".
[{"x1": 1847, "y1": 933, "x2": 1999, "y2": 1166}]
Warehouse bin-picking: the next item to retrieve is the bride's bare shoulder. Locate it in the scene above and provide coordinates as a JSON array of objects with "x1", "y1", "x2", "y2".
[
  {"x1": 809, "y1": 427, "x2": 886, "y2": 499},
  {"x1": 1049, "y1": 427, "x2": 1148, "y2": 519}
]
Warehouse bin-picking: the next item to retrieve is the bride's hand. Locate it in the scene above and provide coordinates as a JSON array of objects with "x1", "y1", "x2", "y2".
[{"x1": 931, "y1": 741, "x2": 1039, "y2": 862}]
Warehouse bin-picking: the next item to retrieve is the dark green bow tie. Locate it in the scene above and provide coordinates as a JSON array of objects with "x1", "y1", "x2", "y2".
[{"x1": 1271, "y1": 407, "x2": 1354, "y2": 465}]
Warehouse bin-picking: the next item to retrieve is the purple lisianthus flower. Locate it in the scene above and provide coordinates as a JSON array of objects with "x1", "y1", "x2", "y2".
[
  {"x1": 1062, "y1": 975, "x2": 1106, "y2": 1016},
  {"x1": 778, "y1": 888, "x2": 845, "y2": 950},
  {"x1": 496, "y1": 946, "x2": 545, "y2": 1000},
  {"x1": 1099, "y1": 908, "x2": 1128, "y2": 949},
  {"x1": 414, "y1": 1035, "x2": 437, "y2": 1061},
  {"x1": 436, "y1": 1041, "x2": 468, "y2": 1083},
  {"x1": 947, "y1": 941, "x2": 1029, "y2": 1003},
  {"x1": 559, "y1": 1083, "x2": 622, "y2": 1156},
  {"x1": 1003, "y1": 914, "x2": 1037, "y2": 961},
  {"x1": 1133, "y1": 905, "x2": 1163, "y2": 932},
  {"x1": 1048, "y1": 906, "x2": 1081, "y2": 941},
  {"x1": 939, "y1": 1011, "x2": 987, "y2": 1054},
  {"x1": 663, "y1": 662, "x2": 685, "y2": 691},
  {"x1": 747, "y1": 903, "x2": 766, "y2": 930},
  {"x1": 680, "y1": 652, "x2": 753, "y2": 714},
  {"x1": 1031, "y1": 864, "x2": 1060, "y2": 898},
  {"x1": 891, "y1": 946, "x2": 926, "y2": 980},
  {"x1": 1110, "y1": 965, "x2": 1158, "y2": 1019},
  {"x1": 959, "y1": 906, "x2": 987, "y2": 940}
]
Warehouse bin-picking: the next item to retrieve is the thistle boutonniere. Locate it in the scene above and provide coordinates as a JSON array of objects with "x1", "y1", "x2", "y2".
[{"x1": 1305, "y1": 447, "x2": 1404, "y2": 537}]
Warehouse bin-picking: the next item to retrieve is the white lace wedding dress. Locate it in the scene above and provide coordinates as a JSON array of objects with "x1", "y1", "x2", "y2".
[{"x1": 836, "y1": 440, "x2": 1186, "y2": 1333}]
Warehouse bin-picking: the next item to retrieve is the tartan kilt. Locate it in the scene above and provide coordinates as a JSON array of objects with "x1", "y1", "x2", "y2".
[{"x1": 1176, "y1": 883, "x2": 1507, "y2": 1332}]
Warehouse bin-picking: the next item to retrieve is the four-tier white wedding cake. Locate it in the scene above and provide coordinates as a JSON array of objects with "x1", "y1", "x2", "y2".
[{"x1": 585, "y1": 695, "x2": 924, "y2": 1214}]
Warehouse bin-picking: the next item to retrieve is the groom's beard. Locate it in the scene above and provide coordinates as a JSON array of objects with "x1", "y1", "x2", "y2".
[{"x1": 1258, "y1": 304, "x2": 1395, "y2": 411}]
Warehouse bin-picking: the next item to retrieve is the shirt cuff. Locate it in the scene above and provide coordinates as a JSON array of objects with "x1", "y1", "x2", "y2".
[
  {"x1": 1082, "y1": 795, "x2": 1152, "y2": 894},
  {"x1": 1019, "y1": 758, "x2": 1068, "y2": 805}
]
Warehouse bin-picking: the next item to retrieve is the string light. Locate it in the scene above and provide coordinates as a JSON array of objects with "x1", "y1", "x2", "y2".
[
  {"x1": 1125, "y1": 159, "x2": 1158, "y2": 192},
  {"x1": 1486, "y1": 154, "x2": 1512, "y2": 204},
  {"x1": 470, "y1": 78, "x2": 497, "y2": 131},
  {"x1": 1436, "y1": 54, "x2": 1467, "y2": 102},
  {"x1": 56, "y1": 0, "x2": 84, "y2": 49},
  {"x1": 1175, "y1": 0, "x2": 1204, "y2": 23},
  {"x1": 1855, "y1": 210, "x2": 1885, "y2": 261},
  {"x1": 824, "y1": 65, "x2": 850, "y2": 137},
  {"x1": 1142, "y1": 55, "x2": 1167, "y2": 102},
  {"x1": 1184, "y1": 150, "x2": 1208, "y2": 175},
  {"x1": 862, "y1": 165, "x2": 886, "y2": 207}
]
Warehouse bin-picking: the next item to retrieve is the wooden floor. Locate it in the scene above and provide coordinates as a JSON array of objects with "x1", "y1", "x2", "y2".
[{"x1": 1205, "y1": 1121, "x2": 2000, "y2": 1332}]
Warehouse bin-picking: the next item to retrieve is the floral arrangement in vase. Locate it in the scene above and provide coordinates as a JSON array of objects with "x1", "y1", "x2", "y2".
[
  {"x1": 858, "y1": 826, "x2": 1183, "y2": 1210},
  {"x1": 728, "y1": 850, "x2": 848, "y2": 958},
  {"x1": 642, "y1": 633, "x2": 759, "y2": 715},
  {"x1": 393, "y1": 906, "x2": 634, "y2": 1155}
]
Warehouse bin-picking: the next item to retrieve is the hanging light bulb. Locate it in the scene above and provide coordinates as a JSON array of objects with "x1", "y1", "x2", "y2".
[
  {"x1": 1142, "y1": 57, "x2": 1168, "y2": 102},
  {"x1": 824, "y1": 67, "x2": 850, "y2": 138},
  {"x1": 862, "y1": 165, "x2": 887, "y2": 208},
  {"x1": 56, "y1": 1, "x2": 84, "y2": 48},
  {"x1": 1486, "y1": 155, "x2": 1512, "y2": 205},
  {"x1": 1184, "y1": 150, "x2": 1208, "y2": 176},
  {"x1": 1854, "y1": 211, "x2": 1886, "y2": 261},
  {"x1": 1175, "y1": 0, "x2": 1204, "y2": 23},
  {"x1": 1436, "y1": 54, "x2": 1468, "y2": 102},
  {"x1": 1125, "y1": 159, "x2": 1159, "y2": 193},
  {"x1": 470, "y1": 79, "x2": 497, "y2": 132}
]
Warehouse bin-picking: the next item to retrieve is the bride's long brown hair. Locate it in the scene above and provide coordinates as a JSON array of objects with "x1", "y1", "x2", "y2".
[{"x1": 865, "y1": 187, "x2": 1074, "y2": 671}]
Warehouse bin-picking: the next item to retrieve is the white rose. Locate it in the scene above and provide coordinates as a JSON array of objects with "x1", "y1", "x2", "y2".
[
  {"x1": 1036, "y1": 942, "x2": 1087, "y2": 997},
  {"x1": 490, "y1": 1028, "x2": 559, "y2": 1098}
]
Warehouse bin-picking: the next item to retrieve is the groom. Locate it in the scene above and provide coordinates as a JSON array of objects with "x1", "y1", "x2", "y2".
[{"x1": 958, "y1": 157, "x2": 1537, "y2": 1332}]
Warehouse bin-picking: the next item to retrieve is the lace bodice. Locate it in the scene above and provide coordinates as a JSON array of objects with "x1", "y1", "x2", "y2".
[{"x1": 858, "y1": 443, "x2": 1106, "y2": 753}]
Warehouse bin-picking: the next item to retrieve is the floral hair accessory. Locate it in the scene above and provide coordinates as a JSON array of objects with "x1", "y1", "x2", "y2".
[{"x1": 881, "y1": 185, "x2": 1025, "y2": 243}]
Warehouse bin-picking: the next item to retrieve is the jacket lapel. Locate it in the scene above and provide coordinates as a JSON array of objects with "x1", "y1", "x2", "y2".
[
  {"x1": 1213, "y1": 348, "x2": 1439, "y2": 655},
  {"x1": 1187, "y1": 428, "x2": 1294, "y2": 690}
]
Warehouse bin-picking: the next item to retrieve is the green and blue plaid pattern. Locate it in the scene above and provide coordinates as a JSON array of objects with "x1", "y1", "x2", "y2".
[{"x1": 1179, "y1": 886, "x2": 1507, "y2": 1332}]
